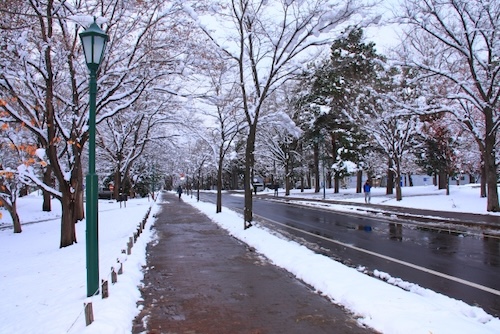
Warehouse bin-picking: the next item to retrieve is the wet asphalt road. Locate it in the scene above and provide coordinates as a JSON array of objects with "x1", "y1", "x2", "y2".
[{"x1": 198, "y1": 192, "x2": 500, "y2": 318}]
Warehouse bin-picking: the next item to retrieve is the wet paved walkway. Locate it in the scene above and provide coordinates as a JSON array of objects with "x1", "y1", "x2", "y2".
[{"x1": 132, "y1": 193, "x2": 376, "y2": 334}]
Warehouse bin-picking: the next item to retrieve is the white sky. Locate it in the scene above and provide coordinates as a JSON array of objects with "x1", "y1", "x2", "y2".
[
  {"x1": 364, "y1": 0, "x2": 404, "y2": 53},
  {"x1": 0, "y1": 184, "x2": 499, "y2": 333}
]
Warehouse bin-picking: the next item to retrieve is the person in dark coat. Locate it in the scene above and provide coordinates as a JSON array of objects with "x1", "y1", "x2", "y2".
[{"x1": 177, "y1": 185, "x2": 183, "y2": 199}]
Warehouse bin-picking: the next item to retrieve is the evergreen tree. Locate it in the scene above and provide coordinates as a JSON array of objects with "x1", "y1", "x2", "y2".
[
  {"x1": 302, "y1": 27, "x2": 382, "y2": 192},
  {"x1": 414, "y1": 116, "x2": 460, "y2": 194}
]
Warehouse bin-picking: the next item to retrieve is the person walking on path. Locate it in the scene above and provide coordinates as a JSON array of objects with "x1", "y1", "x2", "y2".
[
  {"x1": 176, "y1": 185, "x2": 183, "y2": 200},
  {"x1": 363, "y1": 179, "x2": 372, "y2": 203}
]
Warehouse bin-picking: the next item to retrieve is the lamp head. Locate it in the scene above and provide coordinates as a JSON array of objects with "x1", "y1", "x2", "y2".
[{"x1": 79, "y1": 18, "x2": 109, "y2": 72}]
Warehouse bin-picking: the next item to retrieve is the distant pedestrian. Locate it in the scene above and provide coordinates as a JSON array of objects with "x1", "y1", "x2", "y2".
[
  {"x1": 274, "y1": 183, "x2": 279, "y2": 197},
  {"x1": 363, "y1": 180, "x2": 371, "y2": 203},
  {"x1": 177, "y1": 185, "x2": 183, "y2": 200}
]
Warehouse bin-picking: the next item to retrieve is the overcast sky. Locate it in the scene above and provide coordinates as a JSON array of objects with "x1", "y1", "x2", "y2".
[{"x1": 364, "y1": 0, "x2": 403, "y2": 53}]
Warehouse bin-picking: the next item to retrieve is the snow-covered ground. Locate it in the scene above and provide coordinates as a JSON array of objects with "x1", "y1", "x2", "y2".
[
  {"x1": 274, "y1": 183, "x2": 497, "y2": 215},
  {"x1": 0, "y1": 184, "x2": 499, "y2": 333},
  {"x1": 0, "y1": 195, "x2": 159, "y2": 334}
]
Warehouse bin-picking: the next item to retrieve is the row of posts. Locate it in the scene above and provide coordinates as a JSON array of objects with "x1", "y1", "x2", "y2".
[{"x1": 84, "y1": 207, "x2": 151, "y2": 326}]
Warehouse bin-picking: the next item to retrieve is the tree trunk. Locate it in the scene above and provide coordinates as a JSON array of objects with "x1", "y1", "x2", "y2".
[
  {"x1": 285, "y1": 158, "x2": 290, "y2": 196},
  {"x1": 197, "y1": 170, "x2": 201, "y2": 202},
  {"x1": 7, "y1": 189, "x2": 22, "y2": 233},
  {"x1": 59, "y1": 162, "x2": 82, "y2": 247},
  {"x1": 42, "y1": 166, "x2": 52, "y2": 212},
  {"x1": 480, "y1": 169, "x2": 488, "y2": 197},
  {"x1": 313, "y1": 143, "x2": 320, "y2": 193},
  {"x1": 356, "y1": 170, "x2": 362, "y2": 193},
  {"x1": 216, "y1": 154, "x2": 223, "y2": 213},
  {"x1": 331, "y1": 133, "x2": 338, "y2": 194},
  {"x1": 73, "y1": 160, "x2": 85, "y2": 221},
  {"x1": 438, "y1": 171, "x2": 447, "y2": 190},
  {"x1": 244, "y1": 126, "x2": 256, "y2": 228},
  {"x1": 229, "y1": 166, "x2": 235, "y2": 189},
  {"x1": 0, "y1": 197, "x2": 22, "y2": 233},
  {"x1": 386, "y1": 159, "x2": 394, "y2": 195},
  {"x1": 395, "y1": 161, "x2": 402, "y2": 201},
  {"x1": 113, "y1": 168, "x2": 121, "y2": 199},
  {"x1": 484, "y1": 128, "x2": 499, "y2": 211},
  {"x1": 59, "y1": 194, "x2": 77, "y2": 248},
  {"x1": 11, "y1": 208, "x2": 21, "y2": 233}
]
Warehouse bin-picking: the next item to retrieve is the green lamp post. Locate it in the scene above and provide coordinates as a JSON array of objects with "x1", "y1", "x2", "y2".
[{"x1": 80, "y1": 18, "x2": 109, "y2": 298}]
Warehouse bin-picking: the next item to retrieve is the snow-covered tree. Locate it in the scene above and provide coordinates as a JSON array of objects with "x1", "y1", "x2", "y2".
[
  {"x1": 414, "y1": 115, "x2": 460, "y2": 194},
  {"x1": 0, "y1": 165, "x2": 21, "y2": 233},
  {"x1": 192, "y1": 75, "x2": 245, "y2": 212},
  {"x1": 184, "y1": 0, "x2": 373, "y2": 227},
  {"x1": 1, "y1": 1, "x2": 89, "y2": 246},
  {"x1": 0, "y1": 0, "x2": 187, "y2": 247},
  {"x1": 96, "y1": 92, "x2": 181, "y2": 199},
  {"x1": 367, "y1": 68, "x2": 419, "y2": 201},
  {"x1": 257, "y1": 86, "x2": 303, "y2": 196},
  {"x1": 0, "y1": 135, "x2": 25, "y2": 233},
  {"x1": 294, "y1": 73, "x2": 325, "y2": 193},
  {"x1": 395, "y1": 0, "x2": 500, "y2": 211},
  {"x1": 299, "y1": 27, "x2": 381, "y2": 193}
]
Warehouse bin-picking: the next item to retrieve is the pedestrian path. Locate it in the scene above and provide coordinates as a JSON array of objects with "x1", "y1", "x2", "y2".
[{"x1": 132, "y1": 192, "x2": 376, "y2": 334}]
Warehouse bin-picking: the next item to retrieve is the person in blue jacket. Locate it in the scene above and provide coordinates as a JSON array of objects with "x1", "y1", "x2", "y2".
[{"x1": 363, "y1": 180, "x2": 372, "y2": 203}]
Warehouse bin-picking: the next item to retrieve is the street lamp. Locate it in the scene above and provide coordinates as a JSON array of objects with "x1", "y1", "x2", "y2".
[{"x1": 80, "y1": 18, "x2": 109, "y2": 298}]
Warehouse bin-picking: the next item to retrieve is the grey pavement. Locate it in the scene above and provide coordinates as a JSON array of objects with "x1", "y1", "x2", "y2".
[{"x1": 132, "y1": 192, "x2": 377, "y2": 334}]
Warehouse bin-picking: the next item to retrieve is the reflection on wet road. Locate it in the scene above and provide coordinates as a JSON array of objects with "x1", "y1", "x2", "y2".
[{"x1": 200, "y1": 192, "x2": 500, "y2": 318}]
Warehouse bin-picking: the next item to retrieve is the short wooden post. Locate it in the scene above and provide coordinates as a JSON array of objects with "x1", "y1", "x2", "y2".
[
  {"x1": 117, "y1": 261, "x2": 123, "y2": 275},
  {"x1": 84, "y1": 302, "x2": 94, "y2": 326},
  {"x1": 127, "y1": 237, "x2": 133, "y2": 254},
  {"x1": 111, "y1": 267, "x2": 117, "y2": 284},
  {"x1": 102, "y1": 279, "x2": 109, "y2": 299}
]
